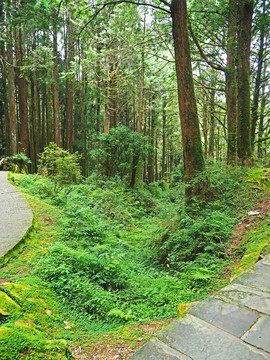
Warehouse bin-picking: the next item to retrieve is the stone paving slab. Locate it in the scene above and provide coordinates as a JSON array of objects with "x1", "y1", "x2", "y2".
[
  {"x1": 232, "y1": 269, "x2": 270, "y2": 292},
  {"x1": 0, "y1": 171, "x2": 33, "y2": 258},
  {"x1": 157, "y1": 315, "x2": 269, "y2": 360},
  {"x1": 216, "y1": 283, "x2": 270, "y2": 315},
  {"x1": 242, "y1": 316, "x2": 270, "y2": 353},
  {"x1": 129, "y1": 338, "x2": 192, "y2": 360},
  {"x1": 189, "y1": 297, "x2": 258, "y2": 337},
  {"x1": 129, "y1": 255, "x2": 270, "y2": 360}
]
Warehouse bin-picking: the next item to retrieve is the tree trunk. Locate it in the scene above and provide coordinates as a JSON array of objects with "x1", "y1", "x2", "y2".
[
  {"x1": 171, "y1": 0, "x2": 204, "y2": 185},
  {"x1": 162, "y1": 98, "x2": 167, "y2": 179},
  {"x1": 237, "y1": 0, "x2": 253, "y2": 164},
  {"x1": 80, "y1": 69, "x2": 87, "y2": 177},
  {"x1": 53, "y1": 21, "x2": 60, "y2": 147},
  {"x1": 7, "y1": 26, "x2": 17, "y2": 155},
  {"x1": 65, "y1": 14, "x2": 74, "y2": 152},
  {"x1": 208, "y1": 83, "x2": 216, "y2": 158},
  {"x1": 251, "y1": 0, "x2": 266, "y2": 148},
  {"x1": 46, "y1": 67, "x2": 53, "y2": 144},
  {"x1": 257, "y1": 62, "x2": 267, "y2": 158},
  {"x1": 226, "y1": 0, "x2": 238, "y2": 164},
  {"x1": 14, "y1": 25, "x2": 27, "y2": 154}
]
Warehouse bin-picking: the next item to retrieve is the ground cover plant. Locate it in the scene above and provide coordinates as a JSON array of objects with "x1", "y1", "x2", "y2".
[{"x1": 1, "y1": 163, "x2": 269, "y2": 359}]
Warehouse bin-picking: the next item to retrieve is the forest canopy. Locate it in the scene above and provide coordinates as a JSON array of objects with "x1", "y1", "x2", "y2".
[{"x1": 0, "y1": 0, "x2": 269, "y2": 185}]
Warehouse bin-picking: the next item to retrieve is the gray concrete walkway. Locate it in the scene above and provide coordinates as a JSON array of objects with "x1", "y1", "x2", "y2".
[
  {"x1": 130, "y1": 255, "x2": 270, "y2": 360},
  {"x1": 0, "y1": 171, "x2": 33, "y2": 258}
]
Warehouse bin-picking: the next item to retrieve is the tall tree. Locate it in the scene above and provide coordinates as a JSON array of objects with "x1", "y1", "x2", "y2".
[
  {"x1": 226, "y1": 0, "x2": 238, "y2": 164},
  {"x1": 171, "y1": 0, "x2": 205, "y2": 184},
  {"x1": 237, "y1": 0, "x2": 254, "y2": 164}
]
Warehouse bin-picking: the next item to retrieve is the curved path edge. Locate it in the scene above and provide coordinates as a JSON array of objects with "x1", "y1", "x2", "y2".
[
  {"x1": 129, "y1": 256, "x2": 270, "y2": 359},
  {"x1": 0, "y1": 171, "x2": 33, "y2": 260}
]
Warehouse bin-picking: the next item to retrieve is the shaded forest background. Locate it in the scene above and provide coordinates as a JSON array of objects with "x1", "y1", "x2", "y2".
[{"x1": 0, "y1": 0, "x2": 269, "y2": 184}]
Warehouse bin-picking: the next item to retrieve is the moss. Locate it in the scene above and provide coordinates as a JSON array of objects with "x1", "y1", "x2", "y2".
[
  {"x1": 1, "y1": 283, "x2": 31, "y2": 302},
  {"x1": 0, "y1": 282, "x2": 73, "y2": 359},
  {"x1": 0, "y1": 290, "x2": 21, "y2": 316},
  {"x1": 231, "y1": 216, "x2": 270, "y2": 279},
  {"x1": 177, "y1": 302, "x2": 193, "y2": 318}
]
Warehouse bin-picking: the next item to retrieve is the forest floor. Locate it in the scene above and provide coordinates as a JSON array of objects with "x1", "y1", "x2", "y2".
[
  {"x1": 1, "y1": 167, "x2": 270, "y2": 359},
  {"x1": 69, "y1": 198, "x2": 270, "y2": 360}
]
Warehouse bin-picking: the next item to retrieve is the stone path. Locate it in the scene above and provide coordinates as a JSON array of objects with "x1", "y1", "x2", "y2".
[
  {"x1": 129, "y1": 255, "x2": 270, "y2": 360},
  {"x1": 0, "y1": 171, "x2": 33, "y2": 258}
]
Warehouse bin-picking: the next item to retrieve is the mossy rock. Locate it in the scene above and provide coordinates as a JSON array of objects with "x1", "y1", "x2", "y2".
[
  {"x1": 0, "y1": 324, "x2": 71, "y2": 359},
  {"x1": 1, "y1": 283, "x2": 31, "y2": 302},
  {"x1": 0, "y1": 290, "x2": 20, "y2": 316}
]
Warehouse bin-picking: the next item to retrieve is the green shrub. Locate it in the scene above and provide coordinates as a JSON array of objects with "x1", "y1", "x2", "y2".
[{"x1": 38, "y1": 143, "x2": 82, "y2": 190}]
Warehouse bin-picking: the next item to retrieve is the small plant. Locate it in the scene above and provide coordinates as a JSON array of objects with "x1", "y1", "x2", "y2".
[{"x1": 38, "y1": 143, "x2": 82, "y2": 191}]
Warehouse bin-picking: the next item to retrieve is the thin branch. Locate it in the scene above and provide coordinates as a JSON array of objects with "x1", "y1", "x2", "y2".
[
  {"x1": 158, "y1": 0, "x2": 171, "y2": 8},
  {"x1": 188, "y1": 20, "x2": 226, "y2": 72},
  {"x1": 77, "y1": 0, "x2": 171, "y2": 38},
  {"x1": 254, "y1": 136, "x2": 270, "y2": 144}
]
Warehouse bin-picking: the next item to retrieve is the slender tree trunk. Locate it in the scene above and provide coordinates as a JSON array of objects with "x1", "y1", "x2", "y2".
[
  {"x1": 80, "y1": 69, "x2": 87, "y2": 177},
  {"x1": 53, "y1": 21, "x2": 60, "y2": 146},
  {"x1": 251, "y1": 0, "x2": 266, "y2": 148},
  {"x1": 202, "y1": 91, "x2": 208, "y2": 158},
  {"x1": 105, "y1": 77, "x2": 110, "y2": 134},
  {"x1": 257, "y1": 62, "x2": 267, "y2": 158},
  {"x1": 46, "y1": 67, "x2": 53, "y2": 144},
  {"x1": 171, "y1": 0, "x2": 204, "y2": 185},
  {"x1": 162, "y1": 98, "x2": 167, "y2": 179},
  {"x1": 226, "y1": 0, "x2": 238, "y2": 164},
  {"x1": 208, "y1": 84, "x2": 216, "y2": 158},
  {"x1": 138, "y1": 19, "x2": 145, "y2": 135},
  {"x1": 65, "y1": 14, "x2": 74, "y2": 152},
  {"x1": 147, "y1": 101, "x2": 155, "y2": 183},
  {"x1": 14, "y1": 26, "x2": 27, "y2": 154},
  {"x1": 33, "y1": 71, "x2": 40, "y2": 157},
  {"x1": 28, "y1": 78, "x2": 36, "y2": 172},
  {"x1": 7, "y1": 26, "x2": 17, "y2": 155},
  {"x1": 237, "y1": 0, "x2": 253, "y2": 164}
]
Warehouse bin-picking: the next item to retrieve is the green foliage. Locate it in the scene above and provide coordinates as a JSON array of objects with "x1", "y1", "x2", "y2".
[
  {"x1": 38, "y1": 143, "x2": 82, "y2": 190},
  {"x1": 89, "y1": 126, "x2": 152, "y2": 182},
  {"x1": 0, "y1": 154, "x2": 31, "y2": 173},
  {"x1": 10, "y1": 163, "x2": 261, "y2": 332}
]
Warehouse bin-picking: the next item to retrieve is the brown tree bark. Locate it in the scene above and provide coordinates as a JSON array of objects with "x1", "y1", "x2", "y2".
[
  {"x1": 14, "y1": 26, "x2": 27, "y2": 154},
  {"x1": 251, "y1": 0, "x2": 266, "y2": 148},
  {"x1": 53, "y1": 21, "x2": 60, "y2": 147},
  {"x1": 7, "y1": 26, "x2": 17, "y2": 155},
  {"x1": 171, "y1": 0, "x2": 204, "y2": 184},
  {"x1": 65, "y1": 14, "x2": 74, "y2": 153},
  {"x1": 46, "y1": 67, "x2": 53, "y2": 144},
  {"x1": 226, "y1": 0, "x2": 238, "y2": 164},
  {"x1": 257, "y1": 62, "x2": 267, "y2": 158},
  {"x1": 237, "y1": 0, "x2": 253, "y2": 164},
  {"x1": 80, "y1": 68, "x2": 87, "y2": 177}
]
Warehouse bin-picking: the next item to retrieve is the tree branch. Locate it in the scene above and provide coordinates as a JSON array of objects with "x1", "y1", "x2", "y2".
[
  {"x1": 188, "y1": 20, "x2": 226, "y2": 72},
  {"x1": 77, "y1": 0, "x2": 171, "y2": 37}
]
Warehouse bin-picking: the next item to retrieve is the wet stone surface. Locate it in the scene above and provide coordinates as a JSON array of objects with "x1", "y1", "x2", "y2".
[
  {"x1": 0, "y1": 171, "x2": 33, "y2": 258},
  {"x1": 129, "y1": 255, "x2": 270, "y2": 360}
]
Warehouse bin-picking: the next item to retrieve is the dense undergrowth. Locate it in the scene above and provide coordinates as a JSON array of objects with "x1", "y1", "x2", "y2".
[
  {"x1": 1, "y1": 163, "x2": 270, "y2": 359},
  {"x1": 8, "y1": 164, "x2": 259, "y2": 325}
]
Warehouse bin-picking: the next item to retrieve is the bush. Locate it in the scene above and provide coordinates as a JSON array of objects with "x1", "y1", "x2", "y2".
[{"x1": 38, "y1": 143, "x2": 82, "y2": 189}]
